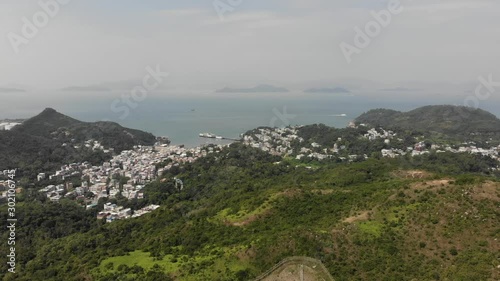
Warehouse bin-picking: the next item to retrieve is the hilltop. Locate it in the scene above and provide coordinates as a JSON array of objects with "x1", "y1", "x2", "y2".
[
  {"x1": 13, "y1": 108, "x2": 156, "y2": 149},
  {"x1": 13, "y1": 108, "x2": 82, "y2": 135},
  {"x1": 355, "y1": 105, "x2": 500, "y2": 136},
  {"x1": 0, "y1": 108, "x2": 156, "y2": 178}
]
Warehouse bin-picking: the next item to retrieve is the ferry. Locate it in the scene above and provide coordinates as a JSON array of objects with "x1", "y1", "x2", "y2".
[{"x1": 199, "y1": 133, "x2": 216, "y2": 138}]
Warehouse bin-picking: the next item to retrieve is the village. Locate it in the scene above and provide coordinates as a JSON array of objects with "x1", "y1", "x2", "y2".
[
  {"x1": 5, "y1": 124, "x2": 500, "y2": 223},
  {"x1": 96, "y1": 203, "x2": 161, "y2": 223},
  {"x1": 242, "y1": 125, "x2": 500, "y2": 164},
  {"x1": 35, "y1": 140, "x2": 225, "y2": 222}
]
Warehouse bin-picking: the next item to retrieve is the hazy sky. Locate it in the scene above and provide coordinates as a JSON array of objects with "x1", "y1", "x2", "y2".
[{"x1": 1, "y1": 0, "x2": 499, "y2": 91}]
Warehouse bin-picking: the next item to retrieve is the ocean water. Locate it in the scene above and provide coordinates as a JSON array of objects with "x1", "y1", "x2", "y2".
[
  {"x1": 4, "y1": 91, "x2": 500, "y2": 147},
  {"x1": 67, "y1": 93, "x2": 433, "y2": 147}
]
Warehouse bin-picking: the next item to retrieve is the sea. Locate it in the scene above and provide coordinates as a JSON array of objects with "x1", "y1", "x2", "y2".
[{"x1": 3, "y1": 91, "x2": 500, "y2": 147}]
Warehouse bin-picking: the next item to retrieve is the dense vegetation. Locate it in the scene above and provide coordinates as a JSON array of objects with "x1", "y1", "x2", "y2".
[
  {"x1": 1, "y1": 143, "x2": 498, "y2": 281},
  {"x1": 0, "y1": 108, "x2": 156, "y2": 179},
  {"x1": 355, "y1": 105, "x2": 500, "y2": 138},
  {"x1": 13, "y1": 108, "x2": 156, "y2": 150},
  {"x1": 1, "y1": 105, "x2": 499, "y2": 280}
]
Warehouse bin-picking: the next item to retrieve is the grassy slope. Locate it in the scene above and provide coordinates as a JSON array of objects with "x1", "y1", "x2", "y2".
[{"x1": 93, "y1": 171, "x2": 499, "y2": 281}]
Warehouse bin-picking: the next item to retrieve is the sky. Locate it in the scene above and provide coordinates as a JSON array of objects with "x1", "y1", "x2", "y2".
[{"x1": 1, "y1": 0, "x2": 499, "y2": 96}]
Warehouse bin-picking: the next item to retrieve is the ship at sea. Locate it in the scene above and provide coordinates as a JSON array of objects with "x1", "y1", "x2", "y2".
[
  {"x1": 199, "y1": 133, "x2": 216, "y2": 138},
  {"x1": 199, "y1": 133, "x2": 231, "y2": 141}
]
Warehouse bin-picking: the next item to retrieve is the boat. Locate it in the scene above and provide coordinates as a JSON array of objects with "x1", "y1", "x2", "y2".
[{"x1": 199, "y1": 133, "x2": 216, "y2": 138}]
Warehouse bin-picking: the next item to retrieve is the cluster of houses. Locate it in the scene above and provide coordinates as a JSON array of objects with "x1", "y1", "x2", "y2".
[
  {"x1": 380, "y1": 141, "x2": 500, "y2": 160},
  {"x1": 436, "y1": 143, "x2": 499, "y2": 160},
  {"x1": 60, "y1": 139, "x2": 114, "y2": 154},
  {"x1": 243, "y1": 127, "x2": 303, "y2": 156},
  {"x1": 243, "y1": 127, "x2": 345, "y2": 161},
  {"x1": 242, "y1": 126, "x2": 500, "y2": 164},
  {"x1": 36, "y1": 142, "x2": 227, "y2": 221},
  {"x1": 155, "y1": 144, "x2": 224, "y2": 176},
  {"x1": 0, "y1": 180, "x2": 22, "y2": 200},
  {"x1": 0, "y1": 122, "x2": 21, "y2": 131},
  {"x1": 39, "y1": 183, "x2": 68, "y2": 202},
  {"x1": 97, "y1": 202, "x2": 160, "y2": 223},
  {"x1": 363, "y1": 127, "x2": 396, "y2": 141}
]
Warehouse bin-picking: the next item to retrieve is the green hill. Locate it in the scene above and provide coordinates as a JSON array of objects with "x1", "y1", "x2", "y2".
[
  {"x1": 0, "y1": 108, "x2": 156, "y2": 179},
  {"x1": 355, "y1": 105, "x2": 500, "y2": 136},
  {"x1": 12, "y1": 108, "x2": 156, "y2": 149},
  {"x1": 2, "y1": 144, "x2": 498, "y2": 281},
  {"x1": 13, "y1": 108, "x2": 83, "y2": 135},
  {"x1": 1, "y1": 106, "x2": 499, "y2": 280}
]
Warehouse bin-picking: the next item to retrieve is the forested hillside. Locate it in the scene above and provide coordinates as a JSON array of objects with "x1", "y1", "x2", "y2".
[
  {"x1": 12, "y1": 108, "x2": 156, "y2": 149},
  {"x1": 355, "y1": 105, "x2": 500, "y2": 137},
  {"x1": 0, "y1": 108, "x2": 156, "y2": 179},
  {"x1": 2, "y1": 143, "x2": 498, "y2": 281}
]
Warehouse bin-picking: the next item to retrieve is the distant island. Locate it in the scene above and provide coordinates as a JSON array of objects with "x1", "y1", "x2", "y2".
[
  {"x1": 216, "y1": 84, "x2": 289, "y2": 93},
  {"x1": 304, "y1": 87, "x2": 351, "y2": 94},
  {"x1": 60, "y1": 86, "x2": 111, "y2": 92},
  {"x1": 0, "y1": 87, "x2": 26, "y2": 93}
]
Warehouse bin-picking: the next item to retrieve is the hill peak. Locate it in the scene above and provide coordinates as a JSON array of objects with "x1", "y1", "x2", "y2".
[
  {"x1": 8, "y1": 108, "x2": 156, "y2": 154},
  {"x1": 355, "y1": 105, "x2": 500, "y2": 135},
  {"x1": 41, "y1": 107, "x2": 58, "y2": 114},
  {"x1": 12, "y1": 108, "x2": 83, "y2": 136}
]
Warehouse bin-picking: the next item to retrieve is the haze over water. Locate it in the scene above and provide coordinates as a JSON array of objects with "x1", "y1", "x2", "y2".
[{"x1": 3, "y1": 90, "x2": 498, "y2": 147}]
